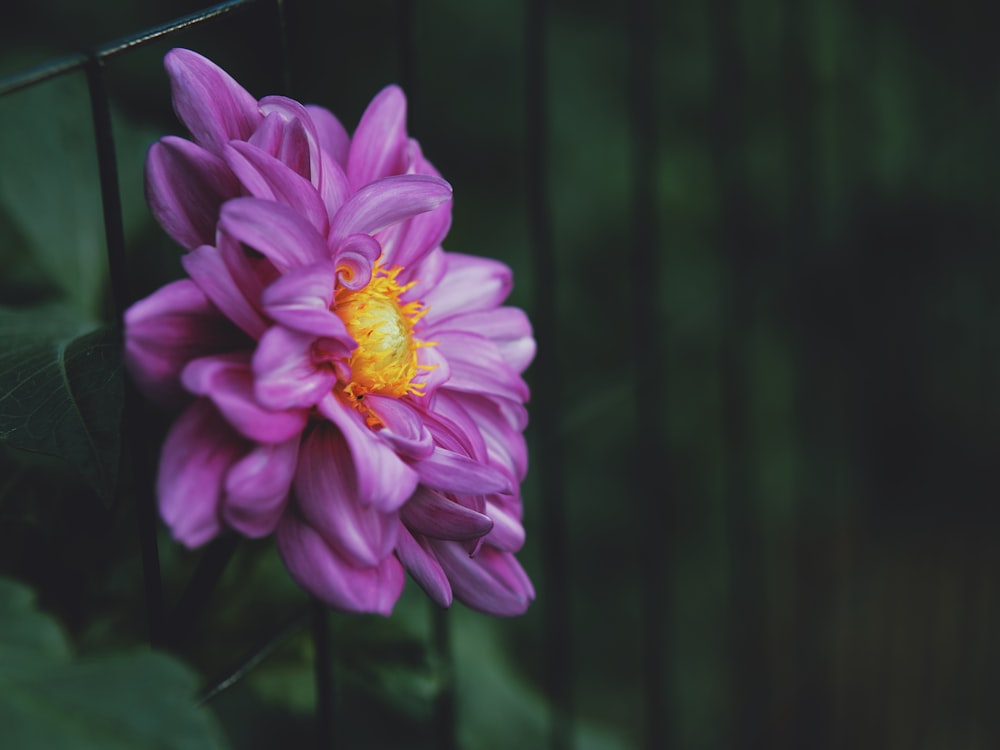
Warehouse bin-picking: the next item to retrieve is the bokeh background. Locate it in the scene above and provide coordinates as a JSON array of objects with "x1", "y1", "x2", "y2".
[{"x1": 2, "y1": 1, "x2": 999, "y2": 748}]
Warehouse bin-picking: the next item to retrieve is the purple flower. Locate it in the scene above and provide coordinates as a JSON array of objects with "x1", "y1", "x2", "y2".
[{"x1": 125, "y1": 49, "x2": 535, "y2": 617}]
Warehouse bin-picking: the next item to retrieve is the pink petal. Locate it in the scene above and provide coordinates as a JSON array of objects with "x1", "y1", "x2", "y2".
[
  {"x1": 260, "y1": 261, "x2": 352, "y2": 340},
  {"x1": 328, "y1": 174, "x2": 452, "y2": 250},
  {"x1": 182, "y1": 353, "x2": 308, "y2": 443},
  {"x1": 181, "y1": 244, "x2": 269, "y2": 340},
  {"x1": 483, "y1": 499, "x2": 526, "y2": 552},
  {"x1": 306, "y1": 103, "x2": 350, "y2": 166},
  {"x1": 414, "y1": 447, "x2": 513, "y2": 496},
  {"x1": 431, "y1": 541, "x2": 534, "y2": 617},
  {"x1": 399, "y1": 486, "x2": 493, "y2": 541},
  {"x1": 277, "y1": 513, "x2": 404, "y2": 615},
  {"x1": 346, "y1": 85, "x2": 408, "y2": 189},
  {"x1": 442, "y1": 391, "x2": 528, "y2": 482},
  {"x1": 395, "y1": 527, "x2": 452, "y2": 608},
  {"x1": 252, "y1": 326, "x2": 339, "y2": 411},
  {"x1": 145, "y1": 137, "x2": 240, "y2": 250},
  {"x1": 158, "y1": 399, "x2": 246, "y2": 548},
  {"x1": 430, "y1": 307, "x2": 535, "y2": 375},
  {"x1": 224, "y1": 141, "x2": 329, "y2": 235},
  {"x1": 248, "y1": 110, "x2": 311, "y2": 178},
  {"x1": 222, "y1": 436, "x2": 299, "y2": 537},
  {"x1": 124, "y1": 279, "x2": 244, "y2": 407},
  {"x1": 421, "y1": 253, "x2": 513, "y2": 321},
  {"x1": 294, "y1": 423, "x2": 401, "y2": 566},
  {"x1": 220, "y1": 197, "x2": 330, "y2": 271},
  {"x1": 318, "y1": 395, "x2": 420, "y2": 513},
  {"x1": 165, "y1": 48, "x2": 261, "y2": 153},
  {"x1": 332, "y1": 233, "x2": 379, "y2": 290},
  {"x1": 435, "y1": 331, "x2": 530, "y2": 403},
  {"x1": 259, "y1": 95, "x2": 322, "y2": 182},
  {"x1": 364, "y1": 395, "x2": 434, "y2": 460}
]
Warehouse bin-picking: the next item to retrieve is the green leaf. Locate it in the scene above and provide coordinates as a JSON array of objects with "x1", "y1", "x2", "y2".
[
  {"x1": 0, "y1": 306, "x2": 123, "y2": 506},
  {"x1": 0, "y1": 578, "x2": 227, "y2": 750}
]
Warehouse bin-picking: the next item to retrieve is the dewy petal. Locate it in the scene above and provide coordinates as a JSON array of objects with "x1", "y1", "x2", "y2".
[
  {"x1": 158, "y1": 399, "x2": 246, "y2": 548},
  {"x1": 124, "y1": 279, "x2": 244, "y2": 407},
  {"x1": 145, "y1": 137, "x2": 239, "y2": 250},
  {"x1": 260, "y1": 261, "x2": 352, "y2": 341},
  {"x1": 306, "y1": 104, "x2": 350, "y2": 167},
  {"x1": 222, "y1": 436, "x2": 299, "y2": 538},
  {"x1": 328, "y1": 174, "x2": 452, "y2": 250},
  {"x1": 431, "y1": 541, "x2": 534, "y2": 617},
  {"x1": 399, "y1": 486, "x2": 494, "y2": 541},
  {"x1": 252, "y1": 326, "x2": 339, "y2": 411},
  {"x1": 277, "y1": 513, "x2": 404, "y2": 615},
  {"x1": 224, "y1": 141, "x2": 330, "y2": 235},
  {"x1": 165, "y1": 48, "x2": 261, "y2": 153},
  {"x1": 220, "y1": 197, "x2": 330, "y2": 271},
  {"x1": 294, "y1": 423, "x2": 401, "y2": 567},
  {"x1": 346, "y1": 84, "x2": 408, "y2": 189},
  {"x1": 182, "y1": 353, "x2": 308, "y2": 443},
  {"x1": 319, "y1": 395, "x2": 419, "y2": 512},
  {"x1": 395, "y1": 527, "x2": 452, "y2": 608},
  {"x1": 182, "y1": 244, "x2": 269, "y2": 340},
  {"x1": 421, "y1": 253, "x2": 513, "y2": 322},
  {"x1": 415, "y1": 447, "x2": 513, "y2": 496}
]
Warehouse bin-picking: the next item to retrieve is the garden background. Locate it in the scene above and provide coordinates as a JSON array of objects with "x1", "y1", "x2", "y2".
[{"x1": 1, "y1": 0, "x2": 998, "y2": 748}]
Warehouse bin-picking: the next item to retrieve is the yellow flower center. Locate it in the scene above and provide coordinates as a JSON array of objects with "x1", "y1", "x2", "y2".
[{"x1": 334, "y1": 265, "x2": 431, "y2": 406}]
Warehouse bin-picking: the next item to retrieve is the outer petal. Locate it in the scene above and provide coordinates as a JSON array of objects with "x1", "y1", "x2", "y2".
[
  {"x1": 222, "y1": 436, "x2": 299, "y2": 537},
  {"x1": 248, "y1": 110, "x2": 311, "y2": 179},
  {"x1": 182, "y1": 353, "x2": 308, "y2": 443},
  {"x1": 482, "y1": 498, "x2": 526, "y2": 552},
  {"x1": 158, "y1": 399, "x2": 246, "y2": 548},
  {"x1": 395, "y1": 527, "x2": 452, "y2": 608},
  {"x1": 319, "y1": 395, "x2": 420, "y2": 513},
  {"x1": 220, "y1": 198, "x2": 331, "y2": 271},
  {"x1": 399, "y1": 486, "x2": 494, "y2": 541},
  {"x1": 328, "y1": 174, "x2": 452, "y2": 249},
  {"x1": 346, "y1": 85, "x2": 408, "y2": 189},
  {"x1": 431, "y1": 541, "x2": 534, "y2": 617},
  {"x1": 124, "y1": 279, "x2": 244, "y2": 407},
  {"x1": 414, "y1": 447, "x2": 513, "y2": 496},
  {"x1": 277, "y1": 513, "x2": 404, "y2": 615},
  {"x1": 294, "y1": 423, "x2": 401, "y2": 566},
  {"x1": 165, "y1": 48, "x2": 262, "y2": 153},
  {"x1": 421, "y1": 253, "x2": 513, "y2": 321},
  {"x1": 252, "y1": 326, "x2": 339, "y2": 410},
  {"x1": 435, "y1": 331, "x2": 530, "y2": 403},
  {"x1": 145, "y1": 137, "x2": 240, "y2": 250},
  {"x1": 431, "y1": 307, "x2": 536, "y2": 375}
]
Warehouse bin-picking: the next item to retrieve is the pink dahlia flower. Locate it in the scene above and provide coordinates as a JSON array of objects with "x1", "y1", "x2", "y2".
[{"x1": 125, "y1": 49, "x2": 535, "y2": 616}]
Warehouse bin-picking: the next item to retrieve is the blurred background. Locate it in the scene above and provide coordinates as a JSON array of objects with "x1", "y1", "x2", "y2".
[{"x1": 2, "y1": 0, "x2": 1000, "y2": 748}]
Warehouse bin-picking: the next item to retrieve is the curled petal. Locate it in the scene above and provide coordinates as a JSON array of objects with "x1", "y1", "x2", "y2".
[
  {"x1": 400, "y1": 486, "x2": 493, "y2": 541},
  {"x1": 124, "y1": 279, "x2": 243, "y2": 407},
  {"x1": 158, "y1": 399, "x2": 246, "y2": 548},
  {"x1": 182, "y1": 353, "x2": 308, "y2": 443},
  {"x1": 431, "y1": 541, "x2": 534, "y2": 617},
  {"x1": 252, "y1": 326, "x2": 340, "y2": 410},
  {"x1": 328, "y1": 174, "x2": 452, "y2": 249},
  {"x1": 294, "y1": 423, "x2": 401, "y2": 566},
  {"x1": 145, "y1": 137, "x2": 239, "y2": 250},
  {"x1": 222, "y1": 437, "x2": 299, "y2": 537},
  {"x1": 165, "y1": 48, "x2": 261, "y2": 153},
  {"x1": 333, "y1": 233, "x2": 380, "y2": 290},
  {"x1": 346, "y1": 84, "x2": 408, "y2": 189},
  {"x1": 277, "y1": 513, "x2": 404, "y2": 615},
  {"x1": 395, "y1": 528, "x2": 452, "y2": 608}
]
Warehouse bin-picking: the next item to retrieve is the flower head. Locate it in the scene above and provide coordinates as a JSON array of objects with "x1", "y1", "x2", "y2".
[{"x1": 125, "y1": 49, "x2": 535, "y2": 616}]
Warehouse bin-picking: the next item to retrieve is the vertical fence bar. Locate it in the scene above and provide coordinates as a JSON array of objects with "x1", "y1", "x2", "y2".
[
  {"x1": 85, "y1": 52, "x2": 166, "y2": 649},
  {"x1": 627, "y1": 0, "x2": 670, "y2": 747},
  {"x1": 525, "y1": 1, "x2": 572, "y2": 748}
]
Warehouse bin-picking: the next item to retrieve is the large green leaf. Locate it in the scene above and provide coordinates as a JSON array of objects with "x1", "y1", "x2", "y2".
[
  {"x1": 0, "y1": 306, "x2": 122, "y2": 505},
  {"x1": 0, "y1": 577, "x2": 226, "y2": 750}
]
